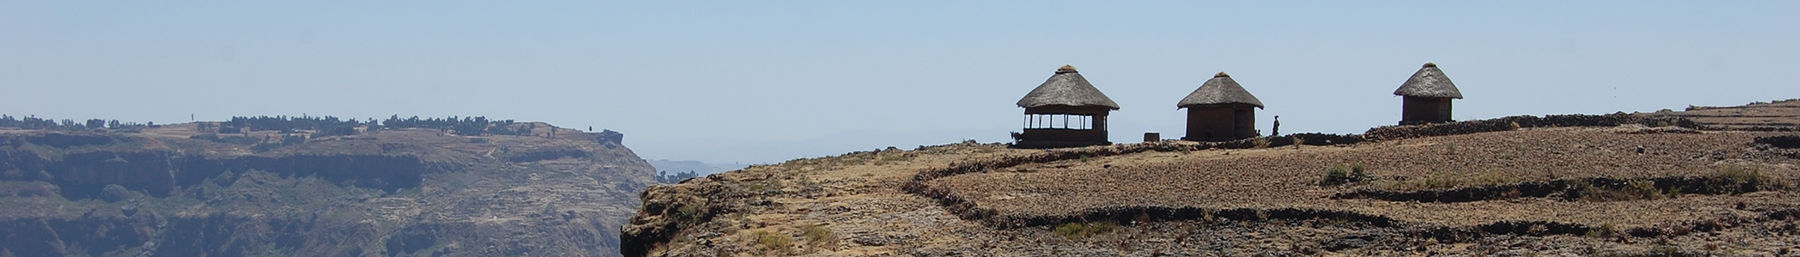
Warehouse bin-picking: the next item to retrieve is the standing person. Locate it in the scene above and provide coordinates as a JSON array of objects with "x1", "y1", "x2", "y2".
[{"x1": 1271, "y1": 115, "x2": 1281, "y2": 137}]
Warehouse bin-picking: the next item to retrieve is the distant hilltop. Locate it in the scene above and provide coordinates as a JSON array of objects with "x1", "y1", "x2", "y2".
[
  {"x1": 648, "y1": 159, "x2": 748, "y2": 184},
  {"x1": 0, "y1": 114, "x2": 625, "y2": 144}
]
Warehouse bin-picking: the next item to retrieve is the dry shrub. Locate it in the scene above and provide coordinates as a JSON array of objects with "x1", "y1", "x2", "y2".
[
  {"x1": 1712, "y1": 164, "x2": 1789, "y2": 193},
  {"x1": 1052, "y1": 221, "x2": 1116, "y2": 238},
  {"x1": 1577, "y1": 179, "x2": 1664, "y2": 202},
  {"x1": 751, "y1": 229, "x2": 792, "y2": 253},
  {"x1": 1586, "y1": 222, "x2": 1618, "y2": 238},
  {"x1": 1320, "y1": 164, "x2": 1371, "y2": 186},
  {"x1": 801, "y1": 224, "x2": 835, "y2": 246}
]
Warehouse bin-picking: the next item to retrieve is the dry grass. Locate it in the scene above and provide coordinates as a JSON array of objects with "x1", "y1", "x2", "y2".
[
  {"x1": 800, "y1": 223, "x2": 834, "y2": 246},
  {"x1": 1319, "y1": 164, "x2": 1370, "y2": 186},
  {"x1": 1573, "y1": 179, "x2": 1664, "y2": 201},
  {"x1": 1051, "y1": 221, "x2": 1116, "y2": 238},
  {"x1": 1713, "y1": 163, "x2": 1792, "y2": 191},
  {"x1": 750, "y1": 229, "x2": 792, "y2": 253}
]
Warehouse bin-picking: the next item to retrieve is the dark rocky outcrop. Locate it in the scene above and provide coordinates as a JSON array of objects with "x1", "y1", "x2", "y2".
[
  {"x1": 12, "y1": 150, "x2": 439, "y2": 199},
  {"x1": 598, "y1": 130, "x2": 624, "y2": 145},
  {"x1": 1755, "y1": 135, "x2": 1800, "y2": 149},
  {"x1": 0, "y1": 216, "x2": 155, "y2": 257},
  {"x1": 503, "y1": 147, "x2": 591, "y2": 163}
]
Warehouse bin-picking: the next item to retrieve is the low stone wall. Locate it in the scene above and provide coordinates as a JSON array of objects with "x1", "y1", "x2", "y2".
[
  {"x1": 1364, "y1": 114, "x2": 1700, "y2": 140},
  {"x1": 1277, "y1": 133, "x2": 1366, "y2": 146},
  {"x1": 1755, "y1": 135, "x2": 1800, "y2": 149}
]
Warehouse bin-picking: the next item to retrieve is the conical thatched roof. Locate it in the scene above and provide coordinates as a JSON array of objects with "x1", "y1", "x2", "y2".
[
  {"x1": 1392, "y1": 62, "x2": 1463, "y2": 99},
  {"x1": 1178, "y1": 72, "x2": 1264, "y2": 109},
  {"x1": 1015, "y1": 65, "x2": 1121, "y2": 110}
]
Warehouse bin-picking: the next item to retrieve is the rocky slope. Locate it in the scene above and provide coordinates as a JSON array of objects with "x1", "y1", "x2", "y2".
[
  {"x1": 622, "y1": 101, "x2": 1800, "y2": 256},
  {"x1": 0, "y1": 121, "x2": 654, "y2": 257}
]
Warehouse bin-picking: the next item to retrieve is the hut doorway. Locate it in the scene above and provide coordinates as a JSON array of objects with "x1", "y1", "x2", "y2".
[{"x1": 1233, "y1": 108, "x2": 1252, "y2": 137}]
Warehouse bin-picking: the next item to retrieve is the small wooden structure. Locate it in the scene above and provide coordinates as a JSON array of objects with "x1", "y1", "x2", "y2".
[
  {"x1": 1393, "y1": 62, "x2": 1464, "y2": 125},
  {"x1": 1013, "y1": 65, "x2": 1120, "y2": 148},
  {"x1": 1178, "y1": 72, "x2": 1264, "y2": 141}
]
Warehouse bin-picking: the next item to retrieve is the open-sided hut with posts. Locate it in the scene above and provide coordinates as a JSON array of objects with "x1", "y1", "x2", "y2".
[
  {"x1": 1013, "y1": 65, "x2": 1120, "y2": 148},
  {"x1": 1393, "y1": 62, "x2": 1464, "y2": 125},
  {"x1": 1178, "y1": 72, "x2": 1265, "y2": 141}
]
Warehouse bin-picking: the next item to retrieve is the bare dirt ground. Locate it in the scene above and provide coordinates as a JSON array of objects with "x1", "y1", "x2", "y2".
[
  {"x1": 930, "y1": 128, "x2": 1800, "y2": 255},
  {"x1": 623, "y1": 100, "x2": 1800, "y2": 256},
  {"x1": 935, "y1": 128, "x2": 1799, "y2": 227}
]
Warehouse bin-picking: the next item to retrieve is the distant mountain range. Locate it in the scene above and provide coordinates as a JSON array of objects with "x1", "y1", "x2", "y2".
[{"x1": 646, "y1": 159, "x2": 745, "y2": 175}]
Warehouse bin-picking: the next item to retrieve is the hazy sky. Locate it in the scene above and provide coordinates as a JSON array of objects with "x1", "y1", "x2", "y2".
[{"x1": 4, "y1": 1, "x2": 1796, "y2": 164}]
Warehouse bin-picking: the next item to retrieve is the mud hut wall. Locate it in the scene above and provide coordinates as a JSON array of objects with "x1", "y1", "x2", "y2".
[
  {"x1": 1401, "y1": 96, "x2": 1453, "y2": 124},
  {"x1": 1184, "y1": 104, "x2": 1257, "y2": 141}
]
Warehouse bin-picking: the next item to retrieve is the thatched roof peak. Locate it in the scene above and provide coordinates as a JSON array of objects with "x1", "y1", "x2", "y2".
[
  {"x1": 1017, "y1": 65, "x2": 1121, "y2": 110},
  {"x1": 1178, "y1": 71, "x2": 1264, "y2": 109},
  {"x1": 1393, "y1": 62, "x2": 1463, "y2": 99}
]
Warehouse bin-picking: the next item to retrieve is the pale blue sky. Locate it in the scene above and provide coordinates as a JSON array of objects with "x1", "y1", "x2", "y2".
[{"x1": 4, "y1": 1, "x2": 1796, "y2": 164}]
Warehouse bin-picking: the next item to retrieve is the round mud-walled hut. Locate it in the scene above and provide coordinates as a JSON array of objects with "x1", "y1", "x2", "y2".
[
  {"x1": 1012, "y1": 65, "x2": 1120, "y2": 148},
  {"x1": 1178, "y1": 72, "x2": 1264, "y2": 141},
  {"x1": 1393, "y1": 62, "x2": 1463, "y2": 125}
]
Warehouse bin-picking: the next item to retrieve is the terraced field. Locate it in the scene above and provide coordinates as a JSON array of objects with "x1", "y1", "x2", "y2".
[{"x1": 931, "y1": 128, "x2": 1799, "y2": 236}]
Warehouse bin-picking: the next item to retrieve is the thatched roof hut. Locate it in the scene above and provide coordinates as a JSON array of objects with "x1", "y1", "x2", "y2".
[
  {"x1": 1016, "y1": 65, "x2": 1121, "y2": 110},
  {"x1": 1392, "y1": 62, "x2": 1463, "y2": 99},
  {"x1": 1012, "y1": 65, "x2": 1117, "y2": 148},
  {"x1": 1178, "y1": 72, "x2": 1264, "y2": 141},
  {"x1": 1178, "y1": 72, "x2": 1265, "y2": 108},
  {"x1": 1393, "y1": 62, "x2": 1463, "y2": 124}
]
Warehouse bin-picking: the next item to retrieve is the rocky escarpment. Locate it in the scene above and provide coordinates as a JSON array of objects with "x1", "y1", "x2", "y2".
[
  {"x1": 17, "y1": 150, "x2": 437, "y2": 199},
  {"x1": 1, "y1": 122, "x2": 654, "y2": 257}
]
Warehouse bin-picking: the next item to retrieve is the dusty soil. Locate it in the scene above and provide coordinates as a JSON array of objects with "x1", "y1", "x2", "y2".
[{"x1": 934, "y1": 128, "x2": 1799, "y2": 227}]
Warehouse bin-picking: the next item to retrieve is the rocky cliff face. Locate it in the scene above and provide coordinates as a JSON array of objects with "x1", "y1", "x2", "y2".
[{"x1": 0, "y1": 122, "x2": 654, "y2": 257}]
